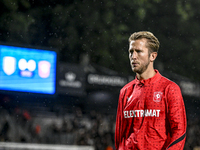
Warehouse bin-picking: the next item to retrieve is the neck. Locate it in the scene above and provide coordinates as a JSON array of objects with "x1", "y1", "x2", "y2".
[{"x1": 136, "y1": 66, "x2": 156, "y2": 80}]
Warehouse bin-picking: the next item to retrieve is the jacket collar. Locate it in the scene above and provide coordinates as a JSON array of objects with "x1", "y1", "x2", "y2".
[{"x1": 135, "y1": 69, "x2": 161, "y2": 85}]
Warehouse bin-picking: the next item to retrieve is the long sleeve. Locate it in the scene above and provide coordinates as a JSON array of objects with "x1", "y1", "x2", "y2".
[
  {"x1": 165, "y1": 83, "x2": 187, "y2": 150},
  {"x1": 115, "y1": 90, "x2": 123, "y2": 150},
  {"x1": 115, "y1": 88, "x2": 129, "y2": 150}
]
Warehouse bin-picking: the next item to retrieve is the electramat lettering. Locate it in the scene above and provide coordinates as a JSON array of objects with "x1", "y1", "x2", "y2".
[{"x1": 123, "y1": 109, "x2": 160, "y2": 118}]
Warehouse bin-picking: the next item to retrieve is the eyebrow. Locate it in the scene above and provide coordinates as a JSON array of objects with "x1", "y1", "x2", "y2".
[{"x1": 128, "y1": 48, "x2": 143, "y2": 52}]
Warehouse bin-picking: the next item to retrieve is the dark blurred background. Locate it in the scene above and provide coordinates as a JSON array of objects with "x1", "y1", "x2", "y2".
[{"x1": 0, "y1": 0, "x2": 200, "y2": 150}]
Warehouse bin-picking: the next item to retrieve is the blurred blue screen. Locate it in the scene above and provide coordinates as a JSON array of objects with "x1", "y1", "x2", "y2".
[{"x1": 0, "y1": 45, "x2": 57, "y2": 94}]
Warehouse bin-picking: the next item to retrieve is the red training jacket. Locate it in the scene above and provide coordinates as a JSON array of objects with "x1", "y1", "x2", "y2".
[{"x1": 115, "y1": 70, "x2": 187, "y2": 150}]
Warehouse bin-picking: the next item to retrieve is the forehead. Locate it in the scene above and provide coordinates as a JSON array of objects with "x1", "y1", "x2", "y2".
[{"x1": 129, "y1": 38, "x2": 147, "y2": 48}]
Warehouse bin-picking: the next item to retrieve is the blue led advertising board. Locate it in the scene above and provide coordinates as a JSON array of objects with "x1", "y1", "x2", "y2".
[{"x1": 0, "y1": 45, "x2": 57, "y2": 95}]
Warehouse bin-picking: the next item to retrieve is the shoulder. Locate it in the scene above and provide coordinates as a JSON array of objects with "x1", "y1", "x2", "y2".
[
  {"x1": 159, "y1": 74, "x2": 180, "y2": 88},
  {"x1": 159, "y1": 75, "x2": 182, "y2": 96},
  {"x1": 120, "y1": 79, "x2": 136, "y2": 93}
]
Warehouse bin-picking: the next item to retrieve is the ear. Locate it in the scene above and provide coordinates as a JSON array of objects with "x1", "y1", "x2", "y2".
[{"x1": 150, "y1": 52, "x2": 157, "y2": 62}]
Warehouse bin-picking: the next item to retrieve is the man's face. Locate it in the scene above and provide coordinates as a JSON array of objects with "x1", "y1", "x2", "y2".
[{"x1": 128, "y1": 38, "x2": 150, "y2": 74}]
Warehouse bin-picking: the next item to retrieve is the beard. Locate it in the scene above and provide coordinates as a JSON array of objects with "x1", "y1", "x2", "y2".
[{"x1": 131, "y1": 58, "x2": 150, "y2": 74}]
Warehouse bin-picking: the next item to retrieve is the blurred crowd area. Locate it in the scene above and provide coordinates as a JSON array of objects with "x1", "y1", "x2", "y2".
[
  {"x1": 0, "y1": 95, "x2": 115, "y2": 150},
  {"x1": 0, "y1": 95, "x2": 199, "y2": 150}
]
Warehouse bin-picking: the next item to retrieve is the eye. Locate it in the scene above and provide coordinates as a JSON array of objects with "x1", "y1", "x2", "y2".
[
  {"x1": 129, "y1": 50, "x2": 133, "y2": 55},
  {"x1": 136, "y1": 49, "x2": 142, "y2": 53}
]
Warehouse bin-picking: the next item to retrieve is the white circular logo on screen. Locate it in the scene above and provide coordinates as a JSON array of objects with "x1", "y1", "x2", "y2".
[{"x1": 18, "y1": 59, "x2": 36, "y2": 71}]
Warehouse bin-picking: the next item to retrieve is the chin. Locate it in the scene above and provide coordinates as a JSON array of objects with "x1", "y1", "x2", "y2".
[
  {"x1": 132, "y1": 68, "x2": 137, "y2": 73},
  {"x1": 132, "y1": 68, "x2": 144, "y2": 74}
]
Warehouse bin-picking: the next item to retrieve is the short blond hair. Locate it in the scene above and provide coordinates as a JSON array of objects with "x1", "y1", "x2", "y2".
[{"x1": 129, "y1": 31, "x2": 160, "y2": 53}]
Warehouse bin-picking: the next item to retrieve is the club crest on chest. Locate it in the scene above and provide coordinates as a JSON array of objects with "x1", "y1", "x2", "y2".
[{"x1": 153, "y1": 91, "x2": 163, "y2": 102}]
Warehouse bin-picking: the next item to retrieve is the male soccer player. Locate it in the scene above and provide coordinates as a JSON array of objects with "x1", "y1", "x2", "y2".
[{"x1": 115, "y1": 31, "x2": 187, "y2": 150}]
